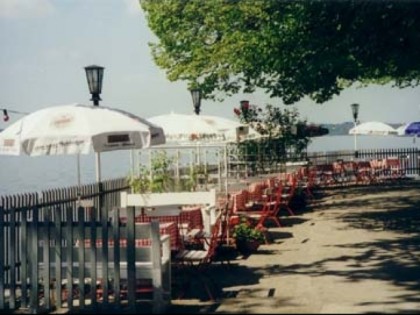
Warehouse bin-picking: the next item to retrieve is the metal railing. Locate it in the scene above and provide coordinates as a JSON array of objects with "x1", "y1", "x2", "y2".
[
  {"x1": 228, "y1": 147, "x2": 420, "y2": 177},
  {"x1": 306, "y1": 147, "x2": 420, "y2": 175}
]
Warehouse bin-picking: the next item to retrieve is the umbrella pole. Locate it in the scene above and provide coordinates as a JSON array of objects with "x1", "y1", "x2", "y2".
[
  {"x1": 137, "y1": 151, "x2": 141, "y2": 177},
  {"x1": 204, "y1": 149, "x2": 208, "y2": 174},
  {"x1": 190, "y1": 149, "x2": 194, "y2": 172},
  {"x1": 224, "y1": 144, "x2": 228, "y2": 196},
  {"x1": 76, "y1": 153, "x2": 83, "y2": 206},
  {"x1": 218, "y1": 150, "x2": 222, "y2": 192},
  {"x1": 130, "y1": 149, "x2": 135, "y2": 176},
  {"x1": 77, "y1": 153, "x2": 81, "y2": 188},
  {"x1": 95, "y1": 152, "x2": 101, "y2": 182},
  {"x1": 223, "y1": 144, "x2": 230, "y2": 245},
  {"x1": 149, "y1": 149, "x2": 153, "y2": 180},
  {"x1": 176, "y1": 149, "x2": 180, "y2": 190}
]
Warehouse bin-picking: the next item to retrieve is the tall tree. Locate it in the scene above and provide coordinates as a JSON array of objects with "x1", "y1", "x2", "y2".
[{"x1": 140, "y1": 0, "x2": 420, "y2": 104}]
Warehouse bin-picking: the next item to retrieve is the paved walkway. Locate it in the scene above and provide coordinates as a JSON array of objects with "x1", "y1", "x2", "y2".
[{"x1": 169, "y1": 180, "x2": 420, "y2": 314}]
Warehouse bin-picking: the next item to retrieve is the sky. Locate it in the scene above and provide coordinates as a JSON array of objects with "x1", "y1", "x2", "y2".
[{"x1": 1, "y1": 0, "x2": 420, "y2": 129}]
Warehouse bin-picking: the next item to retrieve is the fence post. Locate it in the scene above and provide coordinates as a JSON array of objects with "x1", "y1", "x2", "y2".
[
  {"x1": 113, "y1": 208, "x2": 121, "y2": 305},
  {"x1": 77, "y1": 206, "x2": 85, "y2": 308},
  {"x1": 150, "y1": 220, "x2": 163, "y2": 313},
  {"x1": 126, "y1": 205, "x2": 136, "y2": 311},
  {"x1": 53, "y1": 206, "x2": 62, "y2": 308},
  {"x1": 100, "y1": 184, "x2": 109, "y2": 307},
  {"x1": 89, "y1": 206, "x2": 97, "y2": 307},
  {"x1": 21, "y1": 206, "x2": 29, "y2": 309},
  {"x1": 29, "y1": 207, "x2": 39, "y2": 314},
  {"x1": 0, "y1": 204, "x2": 4, "y2": 309},
  {"x1": 65, "y1": 206, "x2": 73, "y2": 310},
  {"x1": 42, "y1": 207, "x2": 51, "y2": 311},
  {"x1": 9, "y1": 206, "x2": 16, "y2": 310}
]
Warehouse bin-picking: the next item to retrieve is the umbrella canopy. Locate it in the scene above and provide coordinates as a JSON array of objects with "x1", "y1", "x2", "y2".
[
  {"x1": 349, "y1": 121, "x2": 397, "y2": 136},
  {"x1": 0, "y1": 103, "x2": 165, "y2": 183},
  {"x1": 398, "y1": 121, "x2": 420, "y2": 136},
  {"x1": 0, "y1": 103, "x2": 165, "y2": 155},
  {"x1": 148, "y1": 112, "x2": 262, "y2": 197},
  {"x1": 148, "y1": 112, "x2": 261, "y2": 145},
  {"x1": 396, "y1": 123, "x2": 409, "y2": 136}
]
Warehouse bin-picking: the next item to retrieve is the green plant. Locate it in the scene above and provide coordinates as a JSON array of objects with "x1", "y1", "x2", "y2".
[
  {"x1": 149, "y1": 151, "x2": 175, "y2": 192},
  {"x1": 127, "y1": 150, "x2": 175, "y2": 193},
  {"x1": 127, "y1": 165, "x2": 151, "y2": 193},
  {"x1": 232, "y1": 217, "x2": 265, "y2": 243}
]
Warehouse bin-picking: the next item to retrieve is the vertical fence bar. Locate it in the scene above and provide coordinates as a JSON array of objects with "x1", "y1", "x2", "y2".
[
  {"x1": 9, "y1": 205, "x2": 16, "y2": 310},
  {"x1": 4, "y1": 197, "x2": 9, "y2": 289},
  {"x1": 66, "y1": 206, "x2": 73, "y2": 310},
  {"x1": 150, "y1": 220, "x2": 163, "y2": 313},
  {"x1": 113, "y1": 208, "x2": 121, "y2": 306},
  {"x1": 0, "y1": 203, "x2": 4, "y2": 309},
  {"x1": 29, "y1": 207, "x2": 39, "y2": 314},
  {"x1": 78, "y1": 206, "x2": 85, "y2": 308},
  {"x1": 89, "y1": 206, "x2": 97, "y2": 307},
  {"x1": 100, "y1": 186, "x2": 109, "y2": 307},
  {"x1": 21, "y1": 201, "x2": 29, "y2": 308},
  {"x1": 54, "y1": 206, "x2": 62, "y2": 308},
  {"x1": 126, "y1": 205, "x2": 136, "y2": 310},
  {"x1": 43, "y1": 199, "x2": 51, "y2": 311}
]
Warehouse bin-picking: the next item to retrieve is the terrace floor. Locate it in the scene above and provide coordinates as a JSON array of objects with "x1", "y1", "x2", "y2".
[{"x1": 168, "y1": 179, "x2": 420, "y2": 314}]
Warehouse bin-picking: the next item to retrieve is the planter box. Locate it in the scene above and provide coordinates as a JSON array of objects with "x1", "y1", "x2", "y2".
[{"x1": 120, "y1": 189, "x2": 217, "y2": 234}]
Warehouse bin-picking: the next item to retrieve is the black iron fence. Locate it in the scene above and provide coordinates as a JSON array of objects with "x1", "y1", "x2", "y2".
[
  {"x1": 306, "y1": 147, "x2": 420, "y2": 175},
  {"x1": 228, "y1": 147, "x2": 420, "y2": 177}
]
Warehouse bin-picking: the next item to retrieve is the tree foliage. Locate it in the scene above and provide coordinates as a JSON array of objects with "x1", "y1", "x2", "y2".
[
  {"x1": 140, "y1": 0, "x2": 420, "y2": 104},
  {"x1": 232, "y1": 102, "x2": 310, "y2": 165}
]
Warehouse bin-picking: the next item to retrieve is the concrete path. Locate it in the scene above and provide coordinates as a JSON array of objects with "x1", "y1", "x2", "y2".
[{"x1": 169, "y1": 180, "x2": 420, "y2": 314}]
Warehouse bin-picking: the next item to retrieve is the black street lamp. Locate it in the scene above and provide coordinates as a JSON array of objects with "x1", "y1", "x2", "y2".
[
  {"x1": 240, "y1": 100, "x2": 250, "y2": 110},
  {"x1": 84, "y1": 65, "x2": 104, "y2": 106},
  {"x1": 239, "y1": 100, "x2": 250, "y2": 121},
  {"x1": 351, "y1": 103, "x2": 360, "y2": 158},
  {"x1": 190, "y1": 88, "x2": 201, "y2": 115}
]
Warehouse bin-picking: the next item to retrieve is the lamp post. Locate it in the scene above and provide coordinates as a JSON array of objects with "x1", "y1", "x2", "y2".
[
  {"x1": 190, "y1": 88, "x2": 201, "y2": 115},
  {"x1": 84, "y1": 65, "x2": 104, "y2": 106},
  {"x1": 84, "y1": 65, "x2": 104, "y2": 183},
  {"x1": 1, "y1": 108, "x2": 28, "y2": 121},
  {"x1": 240, "y1": 100, "x2": 250, "y2": 121},
  {"x1": 351, "y1": 103, "x2": 360, "y2": 158}
]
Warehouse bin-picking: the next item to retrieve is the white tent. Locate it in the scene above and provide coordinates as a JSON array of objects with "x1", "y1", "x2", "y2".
[{"x1": 349, "y1": 121, "x2": 397, "y2": 136}]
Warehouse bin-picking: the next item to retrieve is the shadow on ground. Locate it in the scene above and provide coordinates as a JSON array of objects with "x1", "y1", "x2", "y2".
[
  {"x1": 168, "y1": 262, "x2": 264, "y2": 313},
  {"x1": 168, "y1": 180, "x2": 420, "y2": 313}
]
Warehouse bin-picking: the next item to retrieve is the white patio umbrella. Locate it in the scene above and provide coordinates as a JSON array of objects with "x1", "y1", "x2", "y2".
[
  {"x1": 0, "y1": 103, "x2": 165, "y2": 185},
  {"x1": 397, "y1": 123, "x2": 410, "y2": 136},
  {"x1": 148, "y1": 112, "x2": 262, "y2": 195},
  {"x1": 349, "y1": 121, "x2": 397, "y2": 136},
  {"x1": 397, "y1": 121, "x2": 420, "y2": 136},
  {"x1": 148, "y1": 112, "x2": 261, "y2": 144}
]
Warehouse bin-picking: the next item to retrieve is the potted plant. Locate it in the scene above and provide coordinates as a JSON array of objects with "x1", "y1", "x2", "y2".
[{"x1": 232, "y1": 216, "x2": 265, "y2": 256}]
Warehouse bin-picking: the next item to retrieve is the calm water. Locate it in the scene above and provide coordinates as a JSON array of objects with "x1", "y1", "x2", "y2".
[{"x1": 1, "y1": 135, "x2": 418, "y2": 195}]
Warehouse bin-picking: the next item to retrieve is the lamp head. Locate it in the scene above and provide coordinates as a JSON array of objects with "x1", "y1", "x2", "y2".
[
  {"x1": 190, "y1": 88, "x2": 201, "y2": 115},
  {"x1": 85, "y1": 65, "x2": 104, "y2": 106},
  {"x1": 351, "y1": 103, "x2": 359, "y2": 122}
]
